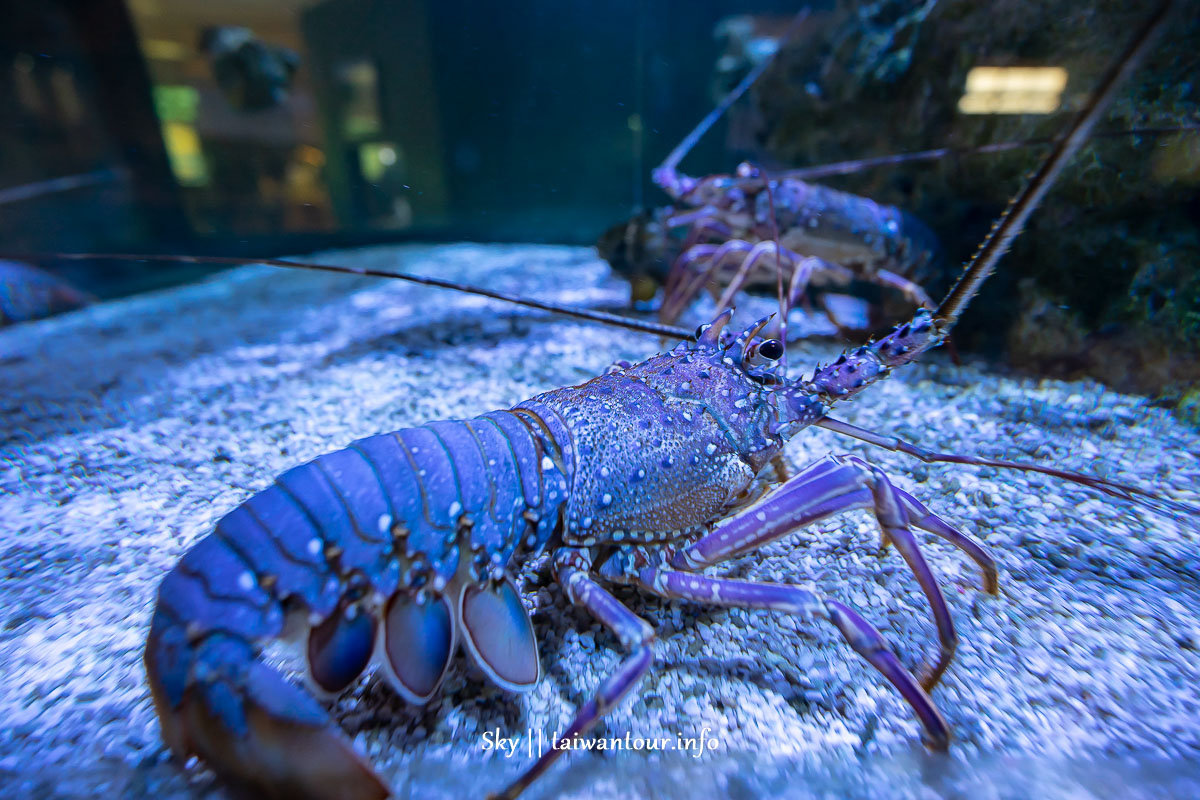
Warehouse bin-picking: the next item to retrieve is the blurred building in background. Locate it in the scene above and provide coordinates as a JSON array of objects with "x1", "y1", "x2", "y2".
[{"x1": 0, "y1": 0, "x2": 800, "y2": 296}]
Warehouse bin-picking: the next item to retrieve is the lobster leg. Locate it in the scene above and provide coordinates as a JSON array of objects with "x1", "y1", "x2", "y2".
[
  {"x1": 630, "y1": 569, "x2": 950, "y2": 749},
  {"x1": 874, "y1": 268, "x2": 935, "y2": 310},
  {"x1": 490, "y1": 548, "x2": 656, "y2": 800},
  {"x1": 672, "y1": 455, "x2": 995, "y2": 690},
  {"x1": 662, "y1": 240, "x2": 751, "y2": 323},
  {"x1": 713, "y1": 241, "x2": 792, "y2": 311}
]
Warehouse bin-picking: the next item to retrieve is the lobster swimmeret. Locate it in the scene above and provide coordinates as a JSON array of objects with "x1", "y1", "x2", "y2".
[{"x1": 141, "y1": 3, "x2": 1180, "y2": 799}]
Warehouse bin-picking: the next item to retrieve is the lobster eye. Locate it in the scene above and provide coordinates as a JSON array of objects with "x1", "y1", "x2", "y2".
[
  {"x1": 759, "y1": 339, "x2": 784, "y2": 360},
  {"x1": 694, "y1": 324, "x2": 707, "y2": 339}
]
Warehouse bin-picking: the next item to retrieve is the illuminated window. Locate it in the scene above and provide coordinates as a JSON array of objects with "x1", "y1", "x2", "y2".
[
  {"x1": 958, "y1": 67, "x2": 1068, "y2": 114},
  {"x1": 359, "y1": 142, "x2": 402, "y2": 183},
  {"x1": 162, "y1": 122, "x2": 209, "y2": 186}
]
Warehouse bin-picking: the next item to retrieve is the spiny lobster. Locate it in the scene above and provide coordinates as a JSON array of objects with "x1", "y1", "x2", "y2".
[
  {"x1": 647, "y1": 8, "x2": 943, "y2": 332},
  {"x1": 619, "y1": 7, "x2": 1196, "y2": 341},
  {"x1": 13, "y1": 4, "x2": 1190, "y2": 799}
]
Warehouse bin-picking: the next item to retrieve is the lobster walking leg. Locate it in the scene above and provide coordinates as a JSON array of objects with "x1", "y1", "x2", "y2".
[
  {"x1": 492, "y1": 548, "x2": 656, "y2": 800},
  {"x1": 712, "y1": 241, "x2": 793, "y2": 311},
  {"x1": 671, "y1": 455, "x2": 995, "y2": 690},
  {"x1": 874, "y1": 268, "x2": 935, "y2": 310},
  {"x1": 662, "y1": 240, "x2": 753, "y2": 322},
  {"x1": 630, "y1": 570, "x2": 950, "y2": 749}
]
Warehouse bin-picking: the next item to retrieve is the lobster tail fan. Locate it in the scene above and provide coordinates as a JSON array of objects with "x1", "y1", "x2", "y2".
[
  {"x1": 460, "y1": 577, "x2": 541, "y2": 691},
  {"x1": 307, "y1": 601, "x2": 377, "y2": 694},
  {"x1": 381, "y1": 591, "x2": 456, "y2": 704}
]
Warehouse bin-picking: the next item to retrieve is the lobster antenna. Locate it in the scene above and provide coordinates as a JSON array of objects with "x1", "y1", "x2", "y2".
[
  {"x1": 7, "y1": 251, "x2": 695, "y2": 340},
  {"x1": 933, "y1": 0, "x2": 1175, "y2": 333},
  {"x1": 780, "y1": 124, "x2": 1199, "y2": 182},
  {"x1": 654, "y1": 8, "x2": 809, "y2": 180}
]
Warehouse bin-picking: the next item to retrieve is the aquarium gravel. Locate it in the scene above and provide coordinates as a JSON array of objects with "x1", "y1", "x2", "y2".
[{"x1": 1, "y1": 243, "x2": 1198, "y2": 799}]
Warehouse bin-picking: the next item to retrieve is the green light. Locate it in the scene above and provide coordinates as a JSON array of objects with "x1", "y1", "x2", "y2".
[{"x1": 153, "y1": 85, "x2": 200, "y2": 124}]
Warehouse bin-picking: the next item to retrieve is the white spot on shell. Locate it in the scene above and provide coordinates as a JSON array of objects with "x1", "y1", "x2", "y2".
[
  {"x1": 542, "y1": 456, "x2": 555, "y2": 470},
  {"x1": 705, "y1": 443, "x2": 717, "y2": 455},
  {"x1": 601, "y1": 493, "x2": 613, "y2": 506},
  {"x1": 238, "y1": 572, "x2": 255, "y2": 591},
  {"x1": 308, "y1": 538, "x2": 322, "y2": 557},
  {"x1": 448, "y1": 501, "x2": 462, "y2": 517},
  {"x1": 377, "y1": 514, "x2": 393, "y2": 534}
]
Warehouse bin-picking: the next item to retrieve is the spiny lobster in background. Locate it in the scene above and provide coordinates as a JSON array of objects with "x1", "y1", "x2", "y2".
[
  {"x1": 651, "y1": 53, "x2": 938, "y2": 336},
  {"x1": 599, "y1": 7, "x2": 1197, "y2": 343},
  {"x1": 10, "y1": 3, "x2": 1194, "y2": 799}
]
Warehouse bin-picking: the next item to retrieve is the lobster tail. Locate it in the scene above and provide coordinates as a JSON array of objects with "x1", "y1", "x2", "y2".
[
  {"x1": 144, "y1": 607, "x2": 389, "y2": 800},
  {"x1": 140, "y1": 409, "x2": 570, "y2": 798}
]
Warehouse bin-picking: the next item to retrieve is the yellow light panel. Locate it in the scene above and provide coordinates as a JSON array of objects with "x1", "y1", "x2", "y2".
[{"x1": 958, "y1": 66, "x2": 1069, "y2": 114}]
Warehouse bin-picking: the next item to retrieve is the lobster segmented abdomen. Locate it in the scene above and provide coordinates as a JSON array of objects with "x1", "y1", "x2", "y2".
[{"x1": 144, "y1": 408, "x2": 571, "y2": 799}]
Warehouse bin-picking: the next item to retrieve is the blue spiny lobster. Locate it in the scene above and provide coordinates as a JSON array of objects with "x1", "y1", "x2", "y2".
[{"x1": 127, "y1": 4, "x2": 1189, "y2": 799}]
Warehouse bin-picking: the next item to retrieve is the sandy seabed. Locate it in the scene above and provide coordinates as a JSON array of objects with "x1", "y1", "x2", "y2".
[{"x1": 1, "y1": 244, "x2": 1198, "y2": 799}]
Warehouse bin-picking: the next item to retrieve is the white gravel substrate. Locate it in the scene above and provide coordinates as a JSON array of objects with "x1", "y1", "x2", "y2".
[{"x1": 1, "y1": 243, "x2": 1197, "y2": 800}]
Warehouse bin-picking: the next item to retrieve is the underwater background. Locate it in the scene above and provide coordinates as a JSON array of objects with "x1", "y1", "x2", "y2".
[{"x1": 1, "y1": 1, "x2": 1198, "y2": 799}]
